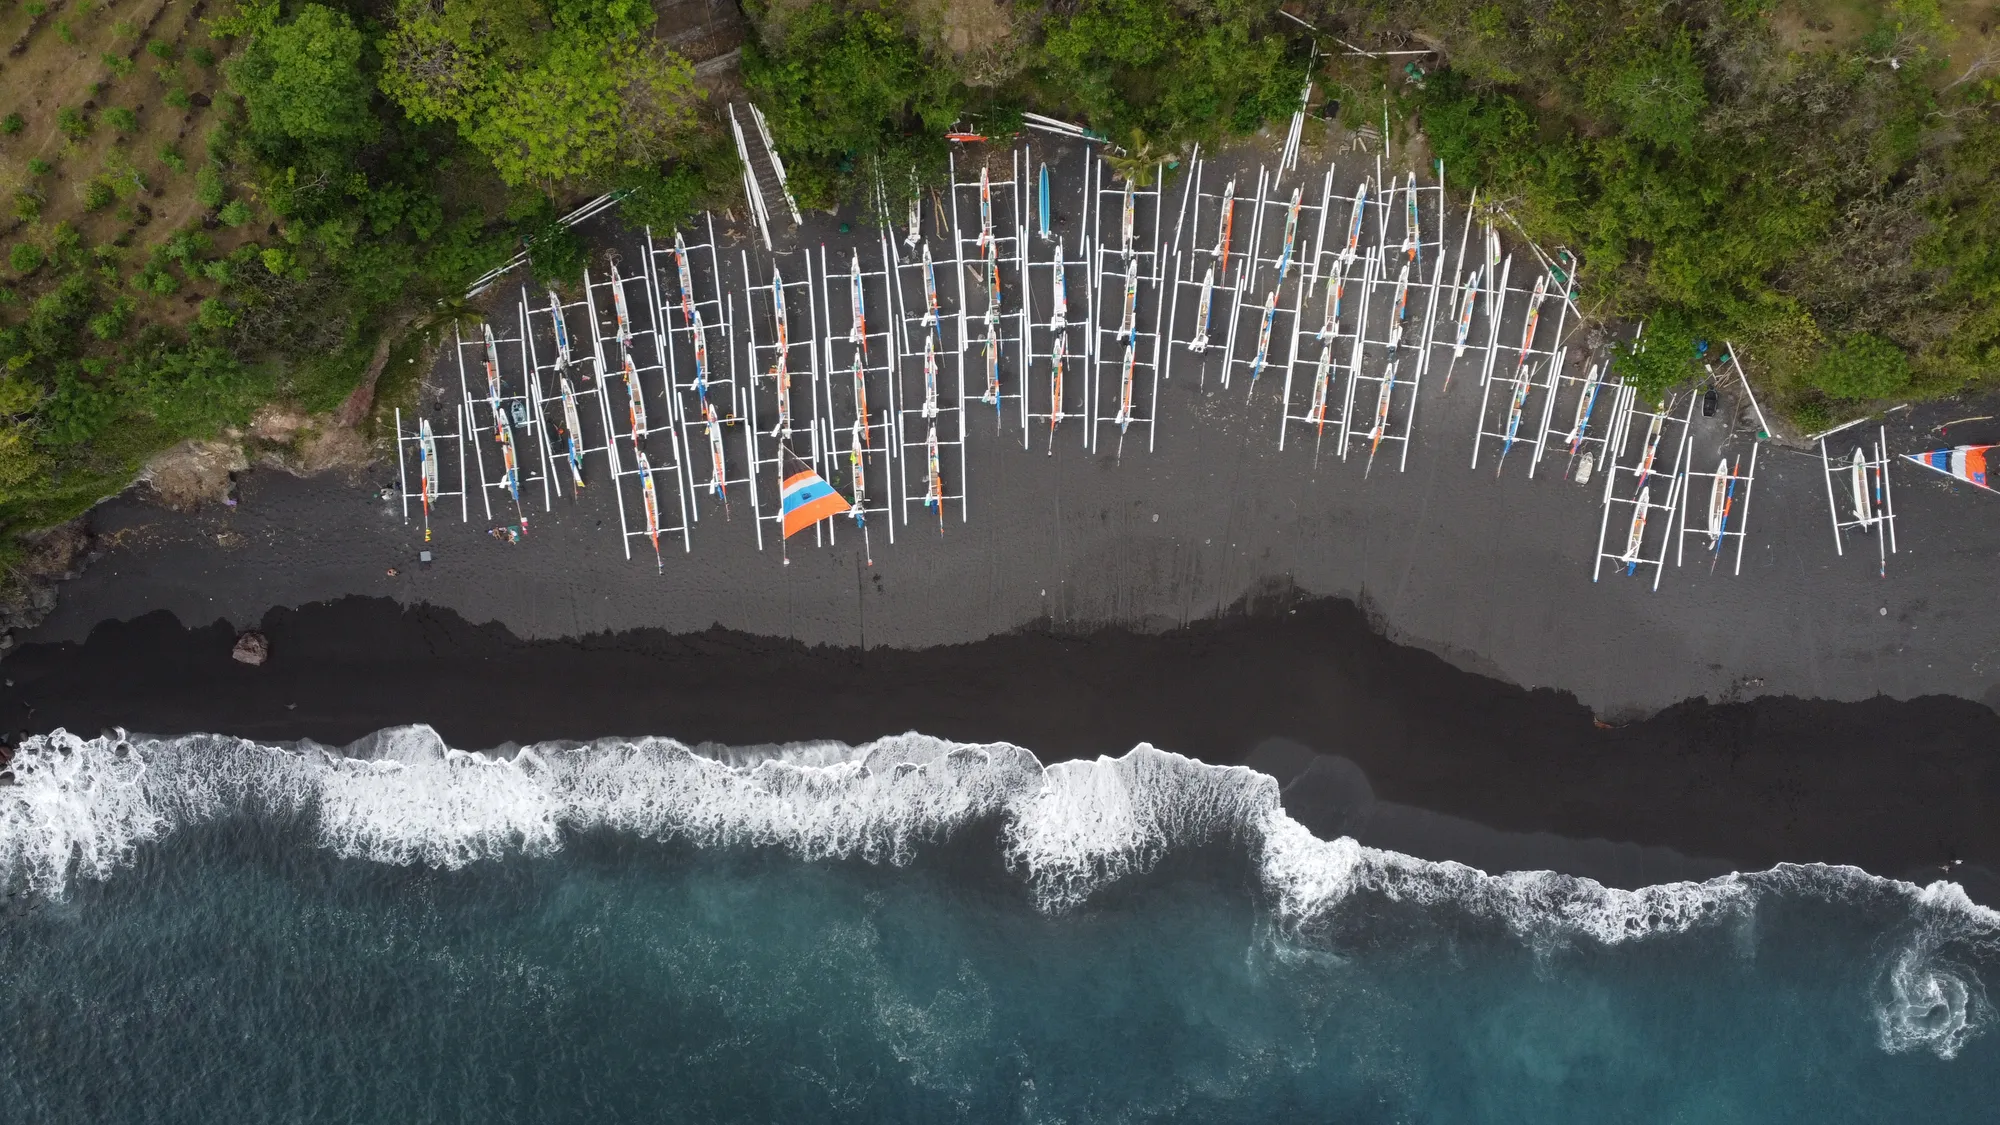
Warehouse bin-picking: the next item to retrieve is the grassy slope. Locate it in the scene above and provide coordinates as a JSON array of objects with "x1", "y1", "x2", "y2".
[{"x1": 1, "y1": 0, "x2": 242, "y2": 323}]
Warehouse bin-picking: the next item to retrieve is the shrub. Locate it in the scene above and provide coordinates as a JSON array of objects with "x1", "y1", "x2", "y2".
[
  {"x1": 87, "y1": 298, "x2": 133, "y2": 340},
  {"x1": 217, "y1": 199, "x2": 252, "y2": 226},
  {"x1": 79, "y1": 179, "x2": 114, "y2": 210},
  {"x1": 113, "y1": 19, "x2": 137, "y2": 38},
  {"x1": 195, "y1": 298, "x2": 236, "y2": 332},
  {"x1": 165, "y1": 87, "x2": 192, "y2": 110},
  {"x1": 102, "y1": 54, "x2": 136, "y2": 79},
  {"x1": 1808, "y1": 333, "x2": 1912, "y2": 401},
  {"x1": 105, "y1": 106, "x2": 138, "y2": 134},
  {"x1": 525, "y1": 218, "x2": 586, "y2": 287},
  {"x1": 147, "y1": 40, "x2": 175, "y2": 62},
  {"x1": 260, "y1": 247, "x2": 290, "y2": 274},
  {"x1": 25, "y1": 2, "x2": 47, "y2": 16},
  {"x1": 191, "y1": 46, "x2": 215, "y2": 68},
  {"x1": 0, "y1": 113, "x2": 23, "y2": 136},
  {"x1": 157, "y1": 147, "x2": 186, "y2": 174},
  {"x1": 13, "y1": 192, "x2": 40, "y2": 222},
  {"x1": 56, "y1": 21, "x2": 74, "y2": 45},
  {"x1": 10, "y1": 243, "x2": 45, "y2": 274},
  {"x1": 194, "y1": 163, "x2": 225, "y2": 208},
  {"x1": 26, "y1": 158, "x2": 50, "y2": 176},
  {"x1": 56, "y1": 106, "x2": 89, "y2": 140},
  {"x1": 134, "y1": 261, "x2": 179, "y2": 295}
]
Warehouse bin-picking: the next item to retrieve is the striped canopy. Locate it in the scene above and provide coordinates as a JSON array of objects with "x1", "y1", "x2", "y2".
[
  {"x1": 781, "y1": 465, "x2": 851, "y2": 538},
  {"x1": 1904, "y1": 446, "x2": 1993, "y2": 492}
]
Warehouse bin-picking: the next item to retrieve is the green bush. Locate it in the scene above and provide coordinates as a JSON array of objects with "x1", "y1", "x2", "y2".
[
  {"x1": 9, "y1": 243, "x2": 45, "y2": 275},
  {"x1": 195, "y1": 298, "x2": 237, "y2": 333},
  {"x1": 191, "y1": 46, "x2": 216, "y2": 68},
  {"x1": 133, "y1": 261, "x2": 179, "y2": 295},
  {"x1": 0, "y1": 113, "x2": 23, "y2": 136},
  {"x1": 12, "y1": 192, "x2": 40, "y2": 222},
  {"x1": 524, "y1": 217, "x2": 586, "y2": 287},
  {"x1": 157, "y1": 146, "x2": 186, "y2": 174},
  {"x1": 102, "y1": 54, "x2": 136, "y2": 79},
  {"x1": 24, "y1": 2, "x2": 46, "y2": 16},
  {"x1": 1809, "y1": 333, "x2": 1912, "y2": 401},
  {"x1": 79, "y1": 180, "x2": 114, "y2": 211},
  {"x1": 217, "y1": 199, "x2": 252, "y2": 226},
  {"x1": 105, "y1": 106, "x2": 138, "y2": 134},
  {"x1": 147, "y1": 40, "x2": 175, "y2": 62},
  {"x1": 56, "y1": 106, "x2": 90, "y2": 140},
  {"x1": 194, "y1": 163, "x2": 226, "y2": 208},
  {"x1": 165, "y1": 87, "x2": 192, "y2": 110},
  {"x1": 87, "y1": 297, "x2": 134, "y2": 340},
  {"x1": 27, "y1": 158, "x2": 51, "y2": 176},
  {"x1": 56, "y1": 21, "x2": 74, "y2": 45}
]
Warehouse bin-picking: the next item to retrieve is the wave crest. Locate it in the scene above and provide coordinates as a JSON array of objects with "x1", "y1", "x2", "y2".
[{"x1": 3, "y1": 725, "x2": 1996, "y2": 1059}]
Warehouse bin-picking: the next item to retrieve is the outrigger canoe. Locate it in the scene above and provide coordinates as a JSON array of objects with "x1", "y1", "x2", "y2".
[
  {"x1": 1191, "y1": 266, "x2": 1215, "y2": 352},
  {"x1": 1623, "y1": 486, "x2": 1650, "y2": 575},
  {"x1": 1708, "y1": 458, "x2": 1731, "y2": 545}
]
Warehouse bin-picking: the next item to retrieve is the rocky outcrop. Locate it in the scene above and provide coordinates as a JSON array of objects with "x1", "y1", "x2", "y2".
[{"x1": 0, "y1": 518, "x2": 91, "y2": 653}]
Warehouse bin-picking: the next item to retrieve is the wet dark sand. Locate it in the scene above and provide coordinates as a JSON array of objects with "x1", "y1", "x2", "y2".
[{"x1": 6, "y1": 592, "x2": 1996, "y2": 898}]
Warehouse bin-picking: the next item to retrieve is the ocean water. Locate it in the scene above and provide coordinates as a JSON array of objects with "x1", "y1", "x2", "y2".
[{"x1": 1, "y1": 728, "x2": 1995, "y2": 1123}]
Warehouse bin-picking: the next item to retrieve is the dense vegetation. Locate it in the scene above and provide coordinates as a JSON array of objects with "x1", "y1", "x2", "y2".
[
  {"x1": 745, "y1": 0, "x2": 2000, "y2": 423},
  {"x1": 0, "y1": 0, "x2": 729, "y2": 555},
  {"x1": 1, "y1": 0, "x2": 1997, "y2": 569}
]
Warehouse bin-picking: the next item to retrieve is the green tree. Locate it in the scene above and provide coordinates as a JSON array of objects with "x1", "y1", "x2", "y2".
[
  {"x1": 380, "y1": 0, "x2": 700, "y2": 190},
  {"x1": 470, "y1": 36, "x2": 697, "y2": 189},
  {"x1": 228, "y1": 3, "x2": 377, "y2": 156},
  {"x1": 743, "y1": 4, "x2": 962, "y2": 205}
]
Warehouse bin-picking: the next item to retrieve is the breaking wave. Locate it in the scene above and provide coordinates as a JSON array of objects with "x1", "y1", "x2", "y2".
[{"x1": 3, "y1": 725, "x2": 1995, "y2": 1059}]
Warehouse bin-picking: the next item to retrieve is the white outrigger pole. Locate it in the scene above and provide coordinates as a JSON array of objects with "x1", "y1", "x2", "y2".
[
  {"x1": 1165, "y1": 150, "x2": 1244, "y2": 387},
  {"x1": 522, "y1": 284, "x2": 612, "y2": 501},
  {"x1": 818, "y1": 239, "x2": 898, "y2": 560},
  {"x1": 1022, "y1": 150, "x2": 1090, "y2": 452},
  {"x1": 1088, "y1": 155, "x2": 1166, "y2": 455},
  {"x1": 1275, "y1": 162, "x2": 1339, "y2": 450},
  {"x1": 590, "y1": 255, "x2": 690, "y2": 557},
  {"x1": 741, "y1": 251, "x2": 828, "y2": 550},
  {"x1": 453, "y1": 320, "x2": 552, "y2": 528},
  {"x1": 1591, "y1": 391, "x2": 1694, "y2": 589},
  {"x1": 948, "y1": 144, "x2": 1030, "y2": 439},
  {"x1": 1817, "y1": 420, "x2": 1898, "y2": 577},
  {"x1": 1674, "y1": 446, "x2": 1758, "y2": 576},
  {"x1": 394, "y1": 402, "x2": 470, "y2": 541},
  {"x1": 1335, "y1": 161, "x2": 1448, "y2": 474},
  {"x1": 648, "y1": 214, "x2": 752, "y2": 528},
  {"x1": 1471, "y1": 269, "x2": 1559, "y2": 475},
  {"x1": 883, "y1": 171, "x2": 966, "y2": 528}
]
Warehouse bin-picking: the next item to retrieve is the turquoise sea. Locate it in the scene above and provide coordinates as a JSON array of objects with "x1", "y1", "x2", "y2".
[{"x1": 2, "y1": 728, "x2": 1994, "y2": 1123}]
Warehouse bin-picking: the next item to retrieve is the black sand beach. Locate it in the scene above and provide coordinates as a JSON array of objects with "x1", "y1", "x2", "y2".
[
  {"x1": 8, "y1": 140, "x2": 1999, "y2": 900},
  {"x1": 7, "y1": 592, "x2": 1997, "y2": 899}
]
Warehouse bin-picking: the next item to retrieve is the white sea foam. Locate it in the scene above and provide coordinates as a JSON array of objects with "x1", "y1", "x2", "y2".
[{"x1": 2, "y1": 726, "x2": 1995, "y2": 1057}]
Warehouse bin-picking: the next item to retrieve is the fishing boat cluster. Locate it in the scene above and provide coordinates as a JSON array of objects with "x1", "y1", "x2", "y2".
[{"x1": 396, "y1": 139, "x2": 1993, "y2": 579}]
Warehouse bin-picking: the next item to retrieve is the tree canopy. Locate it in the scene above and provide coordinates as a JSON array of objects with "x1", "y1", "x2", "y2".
[
  {"x1": 380, "y1": 0, "x2": 701, "y2": 189},
  {"x1": 228, "y1": 3, "x2": 377, "y2": 158}
]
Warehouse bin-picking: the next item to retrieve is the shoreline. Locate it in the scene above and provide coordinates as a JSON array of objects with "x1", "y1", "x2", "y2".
[{"x1": 7, "y1": 592, "x2": 1995, "y2": 900}]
